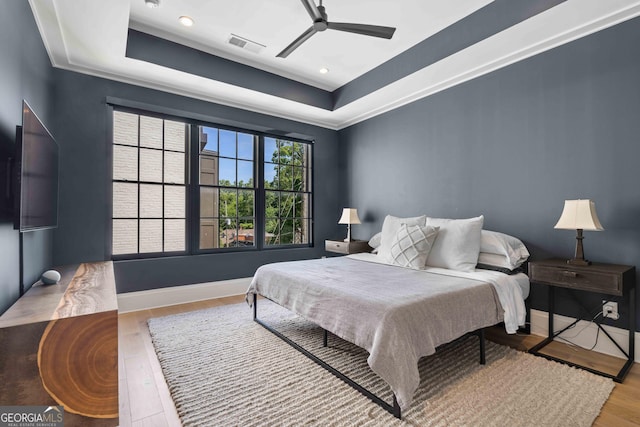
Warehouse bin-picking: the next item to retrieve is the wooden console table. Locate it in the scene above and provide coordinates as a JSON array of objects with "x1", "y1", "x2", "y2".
[{"x1": 0, "y1": 262, "x2": 118, "y2": 426}]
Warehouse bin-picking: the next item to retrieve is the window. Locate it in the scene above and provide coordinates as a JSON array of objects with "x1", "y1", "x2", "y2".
[
  {"x1": 111, "y1": 108, "x2": 312, "y2": 258},
  {"x1": 198, "y1": 126, "x2": 257, "y2": 249},
  {"x1": 264, "y1": 138, "x2": 312, "y2": 246},
  {"x1": 112, "y1": 111, "x2": 188, "y2": 256}
]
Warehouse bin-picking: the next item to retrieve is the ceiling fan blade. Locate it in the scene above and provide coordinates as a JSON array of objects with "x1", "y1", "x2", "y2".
[
  {"x1": 327, "y1": 22, "x2": 396, "y2": 39},
  {"x1": 300, "y1": 0, "x2": 323, "y2": 22},
  {"x1": 277, "y1": 26, "x2": 317, "y2": 58}
]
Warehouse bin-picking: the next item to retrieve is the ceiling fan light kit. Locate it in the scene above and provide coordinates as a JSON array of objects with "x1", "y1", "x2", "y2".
[{"x1": 277, "y1": 0, "x2": 396, "y2": 58}]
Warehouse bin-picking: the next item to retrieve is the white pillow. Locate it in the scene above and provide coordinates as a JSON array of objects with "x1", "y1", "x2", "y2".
[
  {"x1": 389, "y1": 224, "x2": 439, "y2": 270},
  {"x1": 478, "y1": 252, "x2": 512, "y2": 269},
  {"x1": 377, "y1": 215, "x2": 427, "y2": 263},
  {"x1": 480, "y1": 230, "x2": 529, "y2": 269},
  {"x1": 425, "y1": 215, "x2": 484, "y2": 272},
  {"x1": 368, "y1": 232, "x2": 382, "y2": 254}
]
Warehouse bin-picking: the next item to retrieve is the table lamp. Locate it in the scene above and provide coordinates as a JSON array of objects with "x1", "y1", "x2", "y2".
[
  {"x1": 338, "y1": 208, "x2": 361, "y2": 242},
  {"x1": 554, "y1": 199, "x2": 604, "y2": 266}
]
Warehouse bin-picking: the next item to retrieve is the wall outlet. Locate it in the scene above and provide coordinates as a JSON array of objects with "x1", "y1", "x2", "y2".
[{"x1": 602, "y1": 300, "x2": 619, "y2": 320}]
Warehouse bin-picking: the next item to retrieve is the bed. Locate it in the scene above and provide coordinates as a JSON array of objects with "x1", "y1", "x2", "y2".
[{"x1": 246, "y1": 216, "x2": 529, "y2": 418}]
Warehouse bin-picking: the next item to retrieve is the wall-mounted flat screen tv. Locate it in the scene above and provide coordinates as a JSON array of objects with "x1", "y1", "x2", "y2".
[{"x1": 14, "y1": 100, "x2": 59, "y2": 232}]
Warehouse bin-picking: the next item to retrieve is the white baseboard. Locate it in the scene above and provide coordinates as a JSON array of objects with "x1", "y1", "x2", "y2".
[
  {"x1": 117, "y1": 277, "x2": 252, "y2": 313},
  {"x1": 530, "y1": 309, "x2": 640, "y2": 363}
]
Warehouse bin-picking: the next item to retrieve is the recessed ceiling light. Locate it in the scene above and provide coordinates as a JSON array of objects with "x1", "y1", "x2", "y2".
[
  {"x1": 145, "y1": 0, "x2": 160, "y2": 8},
  {"x1": 178, "y1": 16, "x2": 194, "y2": 27},
  {"x1": 319, "y1": 67, "x2": 329, "y2": 74}
]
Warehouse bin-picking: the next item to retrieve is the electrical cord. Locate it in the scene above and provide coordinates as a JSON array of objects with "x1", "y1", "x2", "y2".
[{"x1": 554, "y1": 310, "x2": 604, "y2": 351}]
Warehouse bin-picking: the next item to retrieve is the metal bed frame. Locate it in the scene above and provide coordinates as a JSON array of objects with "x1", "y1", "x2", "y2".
[{"x1": 252, "y1": 293, "x2": 487, "y2": 420}]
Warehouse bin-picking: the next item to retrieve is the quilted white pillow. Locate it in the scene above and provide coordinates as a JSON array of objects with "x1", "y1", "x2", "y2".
[
  {"x1": 426, "y1": 215, "x2": 484, "y2": 272},
  {"x1": 389, "y1": 224, "x2": 439, "y2": 270},
  {"x1": 377, "y1": 214, "x2": 427, "y2": 263}
]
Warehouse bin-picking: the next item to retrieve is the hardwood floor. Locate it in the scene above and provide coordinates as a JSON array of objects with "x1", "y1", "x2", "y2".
[{"x1": 118, "y1": 296, "x2": 640, "y2": 426}]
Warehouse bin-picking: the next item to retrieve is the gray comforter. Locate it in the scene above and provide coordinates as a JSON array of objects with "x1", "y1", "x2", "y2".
[{"x1": 246, "y1": 256, "x2": 503, "y2": 411}]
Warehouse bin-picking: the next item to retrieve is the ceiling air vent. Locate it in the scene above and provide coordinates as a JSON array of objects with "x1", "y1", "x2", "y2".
[{"x1": 227, "y1": 34, "x2": 265, "y2": 54}]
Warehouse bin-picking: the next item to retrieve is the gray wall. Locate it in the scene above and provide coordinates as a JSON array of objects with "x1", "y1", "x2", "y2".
[
  {"x1": 50, "y1": 70, "x2": 342, "y2": 293},
  {"x1": 0, "y1": 1, "x2": 55, "y2": 314},
  {"x1": 339, "y1": 17, "x2": 640, "y2": 331}
]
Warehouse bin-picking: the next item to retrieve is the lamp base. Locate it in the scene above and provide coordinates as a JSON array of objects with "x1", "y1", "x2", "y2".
[{"x1": 566, "y1": 258, "x2": 591, "y2": 266}]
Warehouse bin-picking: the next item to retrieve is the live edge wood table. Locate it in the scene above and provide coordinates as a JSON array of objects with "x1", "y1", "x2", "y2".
[
  {"x1": 528, "y1": 259, "x2": 635, "y2": 382},
  {"x1": 0, "y1": 262, "x2": 118, "y2": 427}
]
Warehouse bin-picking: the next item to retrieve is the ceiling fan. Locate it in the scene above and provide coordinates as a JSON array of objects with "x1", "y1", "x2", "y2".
[{"x1": 277, "y1": 0, "x2": 396, "y2": 58}]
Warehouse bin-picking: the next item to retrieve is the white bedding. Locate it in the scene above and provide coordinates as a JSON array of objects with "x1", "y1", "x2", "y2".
[
  {"x1": 348, "y1": 252, "x2": 528, "y2": 333},
  {"x1": 247, "y1": 255, "x2": 528, "y2": 411}
]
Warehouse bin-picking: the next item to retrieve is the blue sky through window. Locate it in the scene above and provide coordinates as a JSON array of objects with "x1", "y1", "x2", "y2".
[{"x1": 202, "y1": 127, "x2": 256, "y2": 187}]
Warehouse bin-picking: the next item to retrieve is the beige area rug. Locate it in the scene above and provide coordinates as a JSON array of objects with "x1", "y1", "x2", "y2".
[{"x1": 147, "y1": 300, "x2": 614, "y2": 427}]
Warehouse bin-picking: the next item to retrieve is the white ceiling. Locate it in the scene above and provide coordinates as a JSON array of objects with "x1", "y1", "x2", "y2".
[
  {"x1": 128, "y1": 0, "x2": 492, "y2": 91},
  {"x1": 29, "y1": 0, "x2": 640, "y2": 130}
]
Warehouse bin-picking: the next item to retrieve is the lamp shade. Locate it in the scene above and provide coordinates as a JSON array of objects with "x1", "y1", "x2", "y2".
[
  {"x1": 338, "y1": 208, "x2": 361, "y2": 225},
  {"x1": 554, "y1": 199, "x2": 604, "y2": 231}
]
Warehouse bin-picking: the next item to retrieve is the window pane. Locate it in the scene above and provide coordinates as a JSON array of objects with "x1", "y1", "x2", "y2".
[
  {"x1": 140, "y1": 116, "x2": 163, "y2": 149},
  {"x1": 220, "y1": 217, "x2": 236, "y2": 248},
  {"x1": 264, "y1": 137, "x2": 278, "y2": 163},
  {"x1": 113, "y1": 182, "x2": 138, "y2": 218},
  {"x1": 237, "y1": 190, "x2": 254, "y2": 218},
  {"x1": 139, "y1": 148, "x2": 162, "y2": 182},
  {"x1": 200, "y1": 218, "x2": 219, "y2": 249},
  {"x1": 200, "y1": 187, "x2": 218, "y2": 218},
  {"x1": 139, "y1": 184, "x2": 162, "y2": 218},
  {"x1": 237, "y1": 160, "x2": 253, "y2": 188},
  {"x1": 112, "y1": 219, "x2": 137, "y2": 254},
  {"x1": 277, "y1": 165, "x2": 292, "y2": 190},
  {"x1": 237, "y1": 133, "x2": 254, "y2": 160},
  {"x1": 219, "y1": 189, "x2": 237, "y2": 217},
  {"x1": 164, "y1": 120, "x2": 186, "y2": 152},
  {"x1": 164, "y1": 219, "x2": 185, "y2": 251},
  {"x1": 139, "y1": 219, "x2": 162, "y2": 253},
  {"x1": 218, "y1": 158, "x2": 236, "y2": 186},
  {"x1": 292, "y1": 142, "x2": 305, "y2": 166},
  {"x1": 265, "y1": 191, "x2": 279, "y2": 218},
  {"x1": 298, "y1": 193, "x2": 310, "y2": 218},
  {"x1": 279, "y1": 219, "x2": 294, "y2": 244},
  {"x1": 113, "y1": 145, "x2": 138, "y2": 181},
  {"x1": 200, "y1": 127, "x2": 218, "y2": 153},
  {"x1": 113, "y1": 111, "x2": 138, "y2": 146},
  {"x1": 164, "y1": 186, "x2": 185, "y2": 218},
  {"x1": 112, "y1": 110, "x2": 187, "y2": 257},
  {"x1": 237, "y1": 220, "x2": 255, "y2": 247},
  {"x1": 264, "y1": 163, "x2": 277, "y2": 189},
  {"x1": 164, "y1": 151, "x2": 184, "y2": 184},
  {"x1": 279, "y1": 140, "x2": 293, "y2": 165},
  {"x1": 200, "y1": 156, "x2": 218, "y2": 186},
  {"x1": 280, "y1": 193, "x2": 294, "y2": 218},
  {"x1": 265, "y1": 219, "x2": 279, "y2": 246},
  {"x1": 294, "y1": 219, "x2": 309, "y2": 244},
  {"x1": 219, "y1": 130, "x2": 236, "y2": 158},
  {"x1": 292, "y1": 166, "x2": 305, "y2": 191}
]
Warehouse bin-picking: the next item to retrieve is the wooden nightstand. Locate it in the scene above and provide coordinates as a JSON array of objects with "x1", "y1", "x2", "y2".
[
  {"x1": 528, "y1": 258, "x2": 636, "y2": 382},
  {"x1": 325, "y1": 239, "x2": 371, "y2": 255}
]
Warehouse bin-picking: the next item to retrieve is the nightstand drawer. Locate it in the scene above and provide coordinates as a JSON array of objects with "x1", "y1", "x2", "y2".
[
  {"x1": 324, "y1": 240, "x2": 370, "y2": 255},
  {"x1": 529, "y1": 264, "x2": 622, "y2": 294},
  {"x1": 325, "y1": 240, "x2": 348, "y2": 254}
]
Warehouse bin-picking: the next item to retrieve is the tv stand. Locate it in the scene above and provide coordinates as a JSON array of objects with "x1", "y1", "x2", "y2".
[{"x1": 0, "y1": 262, "x2": 118, "y2": 426}]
